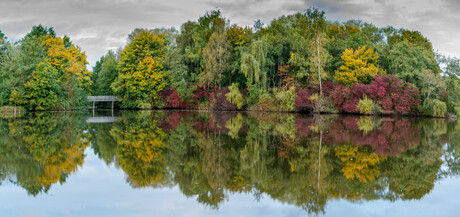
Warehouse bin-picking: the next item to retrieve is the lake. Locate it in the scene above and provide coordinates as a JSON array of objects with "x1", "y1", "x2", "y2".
[{"x1": 1, "y1": 110, "x2": 460, "y2": 217}]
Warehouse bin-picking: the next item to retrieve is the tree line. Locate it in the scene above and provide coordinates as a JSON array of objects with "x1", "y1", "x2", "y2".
[
  {"x1": 1, "y1": 9, "x2": 460, "y2": 116},
  {"x1": 0, "y1": 26, "x2": 91, "y2": 111}
]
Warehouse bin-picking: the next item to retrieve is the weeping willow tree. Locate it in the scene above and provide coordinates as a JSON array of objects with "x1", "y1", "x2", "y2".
[{"x1": 240, "y1": 38, "x2": 269, "y2": 90}]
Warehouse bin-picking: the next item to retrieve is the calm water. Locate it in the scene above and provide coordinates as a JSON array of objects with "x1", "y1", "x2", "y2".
[{"x1": 1, "y1": 110, "x2": 460, "y2": 216}]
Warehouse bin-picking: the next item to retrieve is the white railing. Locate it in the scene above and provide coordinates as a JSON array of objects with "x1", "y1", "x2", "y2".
[{"x1": 87, "y1": 96, "x2": 119, "y2": 102}]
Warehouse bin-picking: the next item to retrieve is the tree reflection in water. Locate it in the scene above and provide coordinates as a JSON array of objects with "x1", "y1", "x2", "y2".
[{"x1": 0, "y1": 111, "x2": 458, "y2": 214}]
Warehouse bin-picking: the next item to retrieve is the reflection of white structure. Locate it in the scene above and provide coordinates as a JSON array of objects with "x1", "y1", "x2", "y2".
[
  {"x1": 87, "y1": 96, "x2": 118, "y2": 110},
  {"x1": 87, "y1": 96, "x2": 119, "y2": 123},
  {"x1": 86, "y1": 116, "x2": 118, "y2": 123}
]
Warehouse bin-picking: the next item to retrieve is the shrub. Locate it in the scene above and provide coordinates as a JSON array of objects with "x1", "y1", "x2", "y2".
[
  {"x1": 351, "y1": 77, "x2": 387, "y2": 101},
  {"x1": 249, "y1": 91, "x2": 275, "y2": 111},
  {"x1": 137, "y1": 101, "x2": 152, "y2": 109},
  {"x1": 226, "y1": 83, "x2": 244, "y2": 109},
  {"x1": 295, "y1": 88, "x2": 314, "y2": 112},
  {"x1": 249, "y1": 87, "x2": 296, "y2": 112},
  {"x1": 379, "y1": 96, "x2": 393, "y2": 111},
  {"x1": 423, "y1": 98, "x2": 447, "y2": 117},
  {"x1": 246, "y1": 84, "x2": 261, "y2": 106},
  {"x1": 322, "y1": 81, "x2": 335, "y2": 96},
  {"x1": 343, "y1": 98, "x2": 359, "y2": 113},
  {"x1": 275, "y1": 86, "x2": 296, "y2": 112},
  {"x1": 310, "y1": 93, "x2": 336, "y2": 113},
  {"x1": 358, "y1": 96, "x2": 374, "y2": 114},
  {"x1": 168, "y1": 91, "x2": 189, "y2": 108},
  {"x1": 329, "y1": 84, "x2": 354, "y2": 112},
  {"x1": 358, "y1": 96, "x2": 382, "y2": 115}
]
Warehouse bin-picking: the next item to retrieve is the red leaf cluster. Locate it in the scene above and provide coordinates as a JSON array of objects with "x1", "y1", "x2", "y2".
[
  {"x1": 329, "y1": 84, "x2": 359, "y2": 113},
  {"x1": 295, "y1": 88, "x2": 315, "y2": 111},
  {"x1": 351, "y1": 76, "x2": 388, "y2": 101},
  {"x1": 326, "y1": 75, "x2": 419, "y2": 114},
  {"x1": 160, "y1": 87, "x2": 190, "y2": 109},
  {"x1": 380, "y1": 75, "x2": 420, "y2": 114}
]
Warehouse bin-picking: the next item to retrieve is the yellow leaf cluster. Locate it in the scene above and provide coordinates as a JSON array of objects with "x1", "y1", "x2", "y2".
[
  {"x1": 334, "y1": 46, "x2": 383, "y2": 87},
  {"x1": 42, "y1": 35, "x2": 92, "y2": 91},
  {"x1": 114, "y1": 119, "x2": 168, "y2": 187},
  {"x1": 123, "y1": 57, "x2": 166, "y2": 102},
  {"x1": 335, "y1": 143, "x2": 386, "y2": 183}
]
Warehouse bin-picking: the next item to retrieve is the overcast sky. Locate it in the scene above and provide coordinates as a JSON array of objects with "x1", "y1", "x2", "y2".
[{"x1": 1, "y1": 0, "x2": 459, "y2": 67}]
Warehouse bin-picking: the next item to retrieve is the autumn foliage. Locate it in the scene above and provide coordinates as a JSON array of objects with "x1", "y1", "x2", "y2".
[{"x1": 334, "y1": 46, "x2": 384, "y2": 87}]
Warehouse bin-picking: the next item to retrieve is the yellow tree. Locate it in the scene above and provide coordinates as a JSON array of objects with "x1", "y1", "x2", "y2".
[
  {"x1": 119, "y1": 57, "x2": 167, "y2": 109},
  {"x1": 112, "y1": 31, "x2": 167, "y2": 108},
  {"x1": 334, "y1": 46, "x2": 383, "y2": 87}
]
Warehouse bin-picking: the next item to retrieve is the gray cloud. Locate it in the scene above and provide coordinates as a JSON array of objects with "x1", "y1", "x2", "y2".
[{"x1": 1, "y1": 0, "x2": 459, "y2": 68}]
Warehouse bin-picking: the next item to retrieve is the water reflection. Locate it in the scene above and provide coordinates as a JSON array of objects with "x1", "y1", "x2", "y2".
[
  {"x1": 0, "y1": 112, "x2": 89, "y2": 195},
  {"x1": 1, "y1": 111, "x2": 459, "y2": 214}
]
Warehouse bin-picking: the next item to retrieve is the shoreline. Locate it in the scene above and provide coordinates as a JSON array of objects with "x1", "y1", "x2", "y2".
[{"x1": 2, "y1": 106, "x2": 454, "y2": 119}]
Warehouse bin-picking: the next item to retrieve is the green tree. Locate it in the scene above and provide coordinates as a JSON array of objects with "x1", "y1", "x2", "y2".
[
  {"x1": 388, "y1": 29, "x2": 434, "y2": 53},
  {"x1": 440, "y1": 56, "x2": 460, "y2": 114},
  {"x1": 386, "y1": 41, "x2": 439, "y2": 87},
  {"x1": 0, "y1": 30, "x2": 9, "y2": 64},
  {"x1": 0, "y1": 34, "x2": 45, "y2": 106},
  {"x1": 200, "y1": 32, "x2": 231, "y2": 88},
  {"x1": 165, "y1": 46, "x2": 194, "y2": 99},
  {"x1": 176, "y1": 21, "x2": 200, "y2": 80},
  {"x1": 23, "y1": 61, "x2": 61, "y2": 110},
  {"x1": 91, "y1": 55, "x2": 104, "y2": 95},
  {"x1": 42, "y1": 33, "x2": 92, "y2": 109},
  {"x1": 94, "y1": 50, "x2": 118, "y2": 95}
]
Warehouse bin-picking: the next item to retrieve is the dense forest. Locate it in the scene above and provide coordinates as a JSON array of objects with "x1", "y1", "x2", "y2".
[{"x1": 1, "y1": 9, "x2": 460, "y2": 117}]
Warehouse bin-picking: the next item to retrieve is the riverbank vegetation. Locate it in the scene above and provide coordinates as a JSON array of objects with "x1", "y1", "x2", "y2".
[{"x1": 1, "y1": 9, "x2": 460, "y2": 117}]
